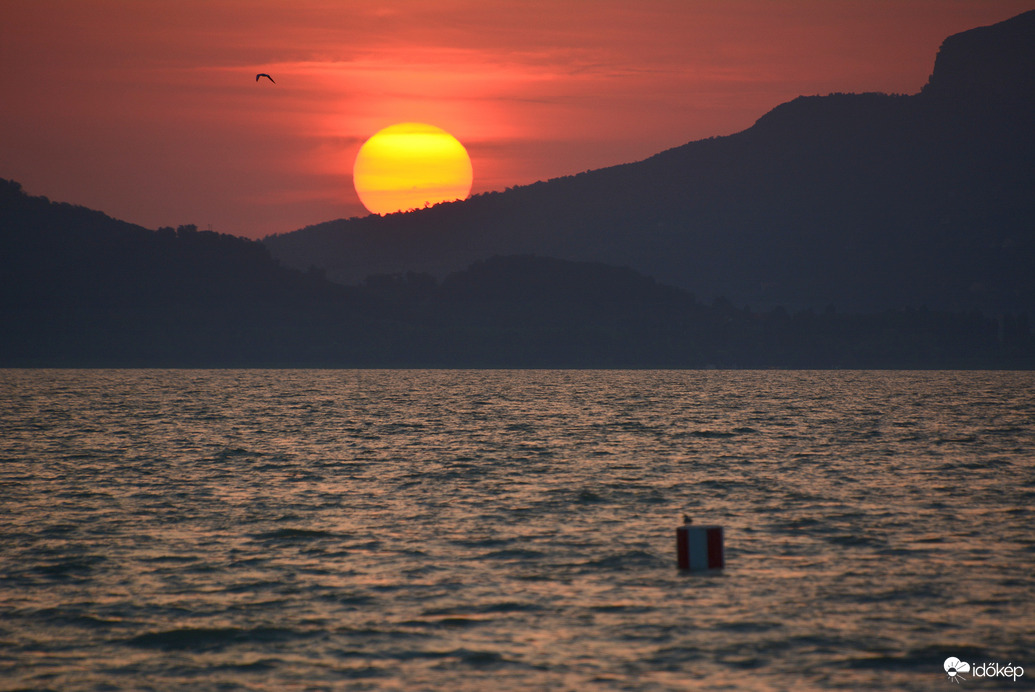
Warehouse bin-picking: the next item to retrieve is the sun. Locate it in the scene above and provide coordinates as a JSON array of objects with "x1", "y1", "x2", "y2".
[{"x1": 353, "y1": 123, "x2": 473, "y2": 215}]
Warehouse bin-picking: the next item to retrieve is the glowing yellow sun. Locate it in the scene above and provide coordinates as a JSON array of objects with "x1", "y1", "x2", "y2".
[{"x1": 353, "y1": 123, "x2": 473, "y2": 215}]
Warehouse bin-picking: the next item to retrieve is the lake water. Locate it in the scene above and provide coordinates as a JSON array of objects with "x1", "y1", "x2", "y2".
[{"x1": 1, "y1": 370, "x2": 1033, "y2": 691}]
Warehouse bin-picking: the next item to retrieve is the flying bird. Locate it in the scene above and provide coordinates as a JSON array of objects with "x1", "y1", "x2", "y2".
[{"x1": 256, "y1": 73, "x2": 275, "y2": 84}]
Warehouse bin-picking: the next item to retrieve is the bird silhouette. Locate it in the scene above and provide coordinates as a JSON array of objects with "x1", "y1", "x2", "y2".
[
  {"x1": 256, "y1": 73, "x2": 275, "y2": 84},
  {"x1": 682, "y1": 514, "x2": 693, "y2": 525}
]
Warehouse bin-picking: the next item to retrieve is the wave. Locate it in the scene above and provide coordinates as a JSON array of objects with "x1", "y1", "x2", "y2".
[
  {"x1": 125, "y1": 626, "x2": 306, "y2": 651},
  {"x1": 250, "y1": 528, "x2": 343, "y2": 542}
]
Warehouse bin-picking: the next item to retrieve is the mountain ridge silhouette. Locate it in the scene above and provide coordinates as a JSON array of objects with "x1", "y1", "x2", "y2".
[
  {"x1": 264, "y1": 10, "x2": 1035, "y2": 314},
  {"x1": 2, "y1": 178, "x2": 1030, "y2": 367}
]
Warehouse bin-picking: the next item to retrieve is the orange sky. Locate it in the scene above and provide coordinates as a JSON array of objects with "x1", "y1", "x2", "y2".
[{"x1": 1, "y1": 0, "x2": 1031, "y2": 239}]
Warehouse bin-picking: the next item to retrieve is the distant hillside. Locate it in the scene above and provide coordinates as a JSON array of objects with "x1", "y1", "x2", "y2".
[
  {"x1": 0, "y1": 179, "x2": 339, "y2": 304},
  {"x1": 343, "y1": 255, "x2": 1033, "y2": 369},
  {"x1": 264, "y1": 10, "x2": 1035, "y2": 315},
  {"x1": 0, "y1": 178, "x2": 381, "y2": 366},
  {"x1": 2, "y1": 178, "x2": 1030, "y2": 367}
]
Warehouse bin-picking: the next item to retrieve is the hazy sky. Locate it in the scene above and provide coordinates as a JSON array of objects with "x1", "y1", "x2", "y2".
[{"x1": 2, "y1": 1, "x2": 1031, "y2": 238}]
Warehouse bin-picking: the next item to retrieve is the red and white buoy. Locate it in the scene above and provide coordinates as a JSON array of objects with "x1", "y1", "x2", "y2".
[{"x1": 676, "y1": 521, "x2": 724, "y2": 571}]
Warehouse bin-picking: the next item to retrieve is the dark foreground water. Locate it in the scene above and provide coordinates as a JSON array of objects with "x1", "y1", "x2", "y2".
[{"x1": 1, "y1": 370, "x2": 1033, "y2": 691}]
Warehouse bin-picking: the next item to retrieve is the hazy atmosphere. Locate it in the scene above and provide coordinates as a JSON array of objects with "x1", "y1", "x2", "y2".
[
  {"x1": 2, "y1": 0, "x2": 1031, "y2": 237},
  {"x1": 2, "y1": 3, "x2": 1034, "y2": 690}
]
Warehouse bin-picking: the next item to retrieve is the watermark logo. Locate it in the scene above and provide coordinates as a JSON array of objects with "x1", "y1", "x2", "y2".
[
  {"x1": 943, "y1": 656, "x2": 1025, "y2": 684},
  {"x1": 945, "y1": 657, "x2": 970, "y2": 684}
]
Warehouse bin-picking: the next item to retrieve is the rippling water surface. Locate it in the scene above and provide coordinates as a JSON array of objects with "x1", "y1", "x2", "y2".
[{"x1": 2, "y1": 370, "x2": 1033, "y2": 691}]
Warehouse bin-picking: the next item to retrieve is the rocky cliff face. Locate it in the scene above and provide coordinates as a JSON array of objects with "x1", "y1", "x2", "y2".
[{"x1": 922, "y1": 9, "x2": 1035, "y2": 103}]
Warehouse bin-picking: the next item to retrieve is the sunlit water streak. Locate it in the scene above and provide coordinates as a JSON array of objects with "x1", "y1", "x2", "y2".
[{"x1": 1, "y1": 370, "x2": 1033, "y2": 691}]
